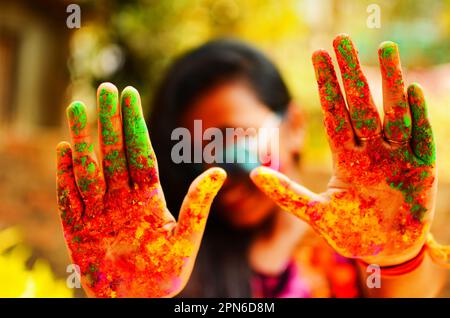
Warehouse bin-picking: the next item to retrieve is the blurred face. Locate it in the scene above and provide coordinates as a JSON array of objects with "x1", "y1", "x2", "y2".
[{"x1": 183, "y1": 79, "x2": 297, "y2": 228}]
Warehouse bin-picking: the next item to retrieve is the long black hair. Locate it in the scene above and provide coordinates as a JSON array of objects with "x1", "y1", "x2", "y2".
[{"x1": 148, "y1": 39, "x2": 291, "y2": 297}]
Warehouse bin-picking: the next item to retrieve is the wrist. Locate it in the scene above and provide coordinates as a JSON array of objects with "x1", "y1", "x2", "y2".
[
  {"x1": 360, "y1": 240, "x2": 426, "y2": 267},
  {"x1": 357, "y1": 245, "x2": 426, "y2": 277}
]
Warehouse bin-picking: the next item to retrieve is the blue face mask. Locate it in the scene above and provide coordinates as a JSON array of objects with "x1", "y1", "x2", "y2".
[
  {"x1": 218, "y1": 141, "x2": 262, "y2": 175},
  {"x1": 192, "y1": 111, "x2": 285, "y2": 177},
  {"x1": 191, "y1": 138, "x2": 261, "y2": 178}
]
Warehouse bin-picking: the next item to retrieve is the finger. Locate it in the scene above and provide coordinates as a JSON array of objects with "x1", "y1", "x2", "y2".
[
  {"x1": 408, "y1": 83, "x2": 435, "y2": 165},
  {"x1": 121, "y1": 86, "x2": 159, "y2": 189},
  {"x1": 378, "y1": 41, "x2": 411, "y2": 143},
  {"x1": 67, "y1": 101, "x2": 106, "y2": 203},
  {"x1": 56, "y1": 142, "x2": 84, "y2": 230},
  {"x1": 312, "y1": 49, "x2": 355, "y2": 150},
  {"x1": 250, "y1": 166, "x2": 324, "y2": 223},
  {"x1": 97, "y1": 83, "x2": 130, "y2": 190},
  {"x1": 333, "y1": 34, "x2": 382, "y2": 139},
  {"x1": 175, "y1": 168, "x2": 226, "y2": 248}
]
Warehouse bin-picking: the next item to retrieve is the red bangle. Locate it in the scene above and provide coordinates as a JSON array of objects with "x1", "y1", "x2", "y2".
[{"x1": 357, "y1": 246, "x2": 426, "y2": 277}]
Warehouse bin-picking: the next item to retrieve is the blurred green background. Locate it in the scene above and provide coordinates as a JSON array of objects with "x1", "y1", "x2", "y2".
[{"x1": 0, "y1": 0, "x2": 449, "y2": 297}]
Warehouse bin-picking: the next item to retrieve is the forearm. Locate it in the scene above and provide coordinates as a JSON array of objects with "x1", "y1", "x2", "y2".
[{"x1": 357, "y1": 251, "x2": 447, "y2": 297}]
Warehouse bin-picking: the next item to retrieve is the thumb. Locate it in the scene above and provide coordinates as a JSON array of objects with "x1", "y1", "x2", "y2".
[
  {"x1": 175, "y1": 167, "x2": 226, "y2": 249},
  {"x1": 250, "y1": 166, "x2": 323, "y2": 223}
]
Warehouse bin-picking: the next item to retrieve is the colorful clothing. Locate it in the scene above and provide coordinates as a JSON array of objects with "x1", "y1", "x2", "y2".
[{"x1": 252, "y1": 231, "x2": 361, "y2": 298}]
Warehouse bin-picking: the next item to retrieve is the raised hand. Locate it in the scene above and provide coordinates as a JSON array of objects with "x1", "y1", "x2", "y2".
[
  {"x1": 56, "y1": 83, "x2": 226, "y2": 297},
  {"x1": 251, "y1": 34, "x2": 436, "y2": 266}
]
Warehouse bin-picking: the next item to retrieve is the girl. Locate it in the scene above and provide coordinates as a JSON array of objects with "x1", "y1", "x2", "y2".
[{"x1": 56, "y1": 36, "x2": 448, "y2": 298}]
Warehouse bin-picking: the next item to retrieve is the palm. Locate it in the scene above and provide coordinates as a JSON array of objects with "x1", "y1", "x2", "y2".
[
  {"x1": 251, "y1": 35, "x2": 436, "y2": 266},
  {"x1": 57, "y1": 83, "x2": 225, "y2": 297},
  {"x1": 320, "y1": 140, "x2": 435, "y2": 262}
]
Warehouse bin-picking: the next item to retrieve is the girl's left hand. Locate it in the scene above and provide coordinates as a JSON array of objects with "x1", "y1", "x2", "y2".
[{"x1": 250, "y1": 34, "x2": 436, "y2": 267}]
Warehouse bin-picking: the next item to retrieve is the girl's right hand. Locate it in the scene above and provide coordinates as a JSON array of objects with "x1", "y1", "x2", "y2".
[{"x1": 57, "y1": 83, "x2": 226, "y2": 297}]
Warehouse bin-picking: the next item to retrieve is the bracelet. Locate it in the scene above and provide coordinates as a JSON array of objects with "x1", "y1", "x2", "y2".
[{"x1": 357, "y1": 245, "x2": 426, "y2": 277}]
